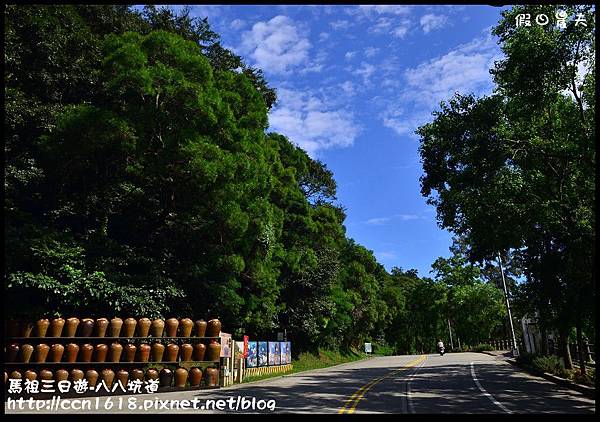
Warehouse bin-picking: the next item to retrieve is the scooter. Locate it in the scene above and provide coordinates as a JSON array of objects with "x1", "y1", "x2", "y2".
[{"x1": 438, "y1": 346, "x2": 445, "y2": 356}]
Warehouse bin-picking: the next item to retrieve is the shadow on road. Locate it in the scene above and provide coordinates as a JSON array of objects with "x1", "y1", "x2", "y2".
[
  {"x1": 409, "y1": 359, "x2": 594, "y2": 414},
  {"x1": 181, "y1": 356, "x2": 594, "y2": 414}
]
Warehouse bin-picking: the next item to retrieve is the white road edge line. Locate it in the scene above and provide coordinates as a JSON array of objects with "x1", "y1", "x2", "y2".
[
  {"x1": 470, "y1": 362, "x2": 512, "y2": 414},
  {"x1": 406, "y1": 356, "x2": 427, "y2": 414}
]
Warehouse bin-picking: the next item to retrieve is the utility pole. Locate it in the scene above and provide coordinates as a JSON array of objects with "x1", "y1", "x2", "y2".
[
  {"x1": 447, "y1": 319, "x2": 454, "y2": 350},
  {"x1": 497, "y1": 252, "x2": 519, "y2": 357}
]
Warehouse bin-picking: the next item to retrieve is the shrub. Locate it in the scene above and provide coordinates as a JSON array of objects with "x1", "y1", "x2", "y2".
[
  {"x1": 516, "y1": 351, "x2": 535, "y2": 366},
  {"x1": 532, "y1": 355, "x2": 563, "y2": 374},
  {"x1": 473, "y1": 343, "x2": 495, "y2": 352},
  {"x1": 374, "y1": 344, "x2": 395, "y2": 356},
  {"x1": 573, "y1": 367, "x2": 595, "y2": 386}
]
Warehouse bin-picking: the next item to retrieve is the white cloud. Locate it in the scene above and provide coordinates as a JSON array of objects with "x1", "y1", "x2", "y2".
[
  {"x1": 403, "y1": 33, "x2": 500, "y2": 109},
  {"x1": 371, "y1": 17, "x2": 392, "y2": 33},
  {"x1": 268, "y1": 88, "x2": 361, "y2": 156},
  {"x1": 368, "y1": 16, "x2": 412, "y2": 39},
  {"x1": 420, "y1": 13, "x2": 449, "y2": 33},
  {"x1": 300, "y1": 50, "x2": 328, "y2": 74},
  {"x1": 340, "y1": 81, "x2": 356, "y2": 96},
  {"x1": 352, "y1": 62, "x2": 376, "y2": 84},
  {"x1": 230, "y1": 18, "x2": 246, "y2": 30},
  {"x1": 366, "y1": 217, "x2": 391, "y2": 225},
  {"x1": 345, "y1": 51, "x2": 357, "y2": 60},
  {"x1": 364, "y1": 213, "x2": 422, "y2": 226},
  {"x1": 330, "y1": 19, "x2": 351, "y2": 30},
  {"x1": 392, "y1": 20, "x2": 412, "y2": 38},
  {"x1": 239, "y1": 15, "x2": 311, "y2": 74},
  {"x1": 354, "y1": 5, "x2": 412, "y2": 16},
  {"x1": 376, "y1": 251, "x2": 399, "y2": 260},
  {"x1": 319, "y1": 32, "x2": 330, "y2": 42},
  {"x1": 382, "y1": 31, "x2": 502, "y2": 138},
  {"x1": 364, "y1": 47, "x2": 380, "y2": 57}
]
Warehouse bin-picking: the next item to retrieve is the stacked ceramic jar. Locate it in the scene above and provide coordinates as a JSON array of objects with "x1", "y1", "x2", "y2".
[{"x1": 4, "y1": 317, "x2": 222, "y2": 394}]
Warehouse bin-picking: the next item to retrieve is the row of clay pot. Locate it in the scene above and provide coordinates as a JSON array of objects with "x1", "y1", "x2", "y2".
[
  {"x1": 5, "y1": 367, "x2": 219, "y2": 388},
  {"x1": 6, "y1": 318, "x2": 221, "y2": 339},
  {"x1": 6, "y1": 341, "x2": 222, "y2": 363}
]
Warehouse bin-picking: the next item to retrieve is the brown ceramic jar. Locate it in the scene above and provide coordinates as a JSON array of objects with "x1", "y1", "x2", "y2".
[
  {"x1": 20, "y1": 344, "x2": 34, "y2": 363},
  {"x1": 165, "y1": 343, "x2": 179, "y2": 362},
  {"x1": 137, "y1": 318, "x2": 151, "y2": 337},
  {"x1": 20, "y1": 321, "x2": 34, "y2": 338},
  {"x1": 40, "y1": 369, "x2": 53, "y2": 381},
  {"x1": 194, "y1": 320, "x2": 207, "y2": 337},
  {"x1": 130, "y1": 369, "x2": 145, "y2": 382},
  {"x1": 101, "y1": 369, "x2": 115, "y2": 389},
  {"x1": 205, "y1": 319, "x2": 221, "y2": 337},
  {"x1": 179, "y1": 318, "x2": 193, "y2": 337},
  {"x1": 205, "y1": 367, "x2": 219, "y2": 387},
  {"x1": 174, "y1": 368, "x2": 188, "y2": 387},
  {"x1": 180, "y1": 343, "x2": 193, "y2": 361},
  {"x1": 145, "y1": 368, "x2": 159, "y2": 382},
  {"x1": 64, "y1": 317, "x2": 80, "y2": 337},
  {"x1": 109, "y1": 317, "x2": 123, "y2": 337},
  {"x1": 109, "y1": 342, "x2": 123, "y2": 362},
  {"x1": 165, "y1": 318, "x2": 179, "y2": 337},
  {"x1": 24, "y1": 370, "x2": 37, "y2": 382},
  {"x1": 65, "y1": 343, "x2": 79, "y2": 363},
  {"x1": 70, "y1": 369, "x2": 84, "y2": 382},
  {"x1": 116, "y1": 369, "x2": 129, "y2": 389},
  {"x1": 95, "y1": 318, "x2": 109, "y2": 337},
  {"x1": 50, "y1": 343, "x2": 65, "y2": 362},
  {"x1": 80, "y1": 318, "x2": 94, "y2": 337},
  {"x1": 151, "y1": 343, "x2": 165, "y2": 362},
  {"x1": 34, "y1": 343, "x2": 50, "y2": 363},
  {"x1": 85, "y1": 369, "x2": 99, "y2": 387},
  {"x1": 137, "y1": 343, "x2": 151, "y2": 363},
  {"x1": 206, "y1": 340, "x2": 221, "y2": 362},
  {"x1": 36, "y1": 319, "x2": 50, "y2": 337},
  {"x1": 9, "y1": 370, "x2": 22, "y2": 380},
  {"x1": 189, "y1": 367, "x2": 203, "y2": 387},
  {"x1": 159, "y1": 368, "x2": 173, "y2": 387},
  {"x1": 55, "y1": 369, "x2": 69, "y2": 382},
  {"x1": 151, "y1": 319, "x2": 164, "y2": 337},
  {"x1": 79, "y1": 343, "x2": 93, "y2": 362},
  {"x1": 124, "y1": 343, "x2": 136, "y2": 362},
  {"x1": 49, "y1": 317, "x2": 65, "y2": 337},
  {"x1": 7, "y1": 343, "x2": 20, "y2": 362},
  {"x1": 193, "y1": 343, "x2": 206, "y2": 361},
  {"x1": 123, "y1": 318, "x2": 137, "y2": 338},
  {"x1": 94, "y1": 344, "x2": 108, "y2": 362}
]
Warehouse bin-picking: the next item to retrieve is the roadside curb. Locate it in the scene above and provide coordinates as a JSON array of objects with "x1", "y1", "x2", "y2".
[{"x1": 479, "y1": 352, "x2": 596, "y2": 400}]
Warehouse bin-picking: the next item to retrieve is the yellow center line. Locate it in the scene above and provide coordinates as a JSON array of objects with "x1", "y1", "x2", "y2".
[{"x1": 338, "y1": 355, "x2": 427, "y2": 414}]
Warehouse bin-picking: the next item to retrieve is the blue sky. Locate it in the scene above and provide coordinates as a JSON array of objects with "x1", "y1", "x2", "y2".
[{"x1": 149, "y1": 5, "x2": 510, "y2": 277}]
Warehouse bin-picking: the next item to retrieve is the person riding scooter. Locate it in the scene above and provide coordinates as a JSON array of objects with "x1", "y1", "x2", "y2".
[{"x1": 437, "y1": 339, "x2": 445, "y2": 356}]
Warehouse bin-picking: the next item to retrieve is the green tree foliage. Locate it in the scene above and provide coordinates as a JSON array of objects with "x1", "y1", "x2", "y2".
[
  {"x1": 5, "y1": 5, "x2": 516, "y2": 355},
  {"x1": 418, "y1": 5, "x2": 595, "y2": 367}
]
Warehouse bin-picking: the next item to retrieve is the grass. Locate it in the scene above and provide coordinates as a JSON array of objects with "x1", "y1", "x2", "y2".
[{"x1": 241, "y1": 348, "x2": 368, "y2": 384}]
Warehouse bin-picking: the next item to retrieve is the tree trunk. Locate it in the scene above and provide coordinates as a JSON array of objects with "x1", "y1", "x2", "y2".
[
  {"x1": 559, "y1": 329, "x2": 573, "y2": 370},
  {"x1": 576, "y1": 319, "x2": 587, "y2": 375},
  {"x1": 540, "y1": 325, "x2": 548, "y2": 355}
]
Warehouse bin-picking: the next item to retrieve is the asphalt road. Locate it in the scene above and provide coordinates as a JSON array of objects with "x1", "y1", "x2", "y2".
[{"x1": 5, "y1": 352, "x2": 595, "y2": 414}]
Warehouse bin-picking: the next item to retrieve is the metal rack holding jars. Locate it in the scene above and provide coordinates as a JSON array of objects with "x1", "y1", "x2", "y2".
[{"x1": 4, "y1": 317, "x2": 224, "y2": 399}]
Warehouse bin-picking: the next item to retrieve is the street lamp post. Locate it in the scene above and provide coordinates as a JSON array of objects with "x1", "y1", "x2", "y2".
[{"x1": 497, "y1": 252, "x2": 519, "y2": 357}]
